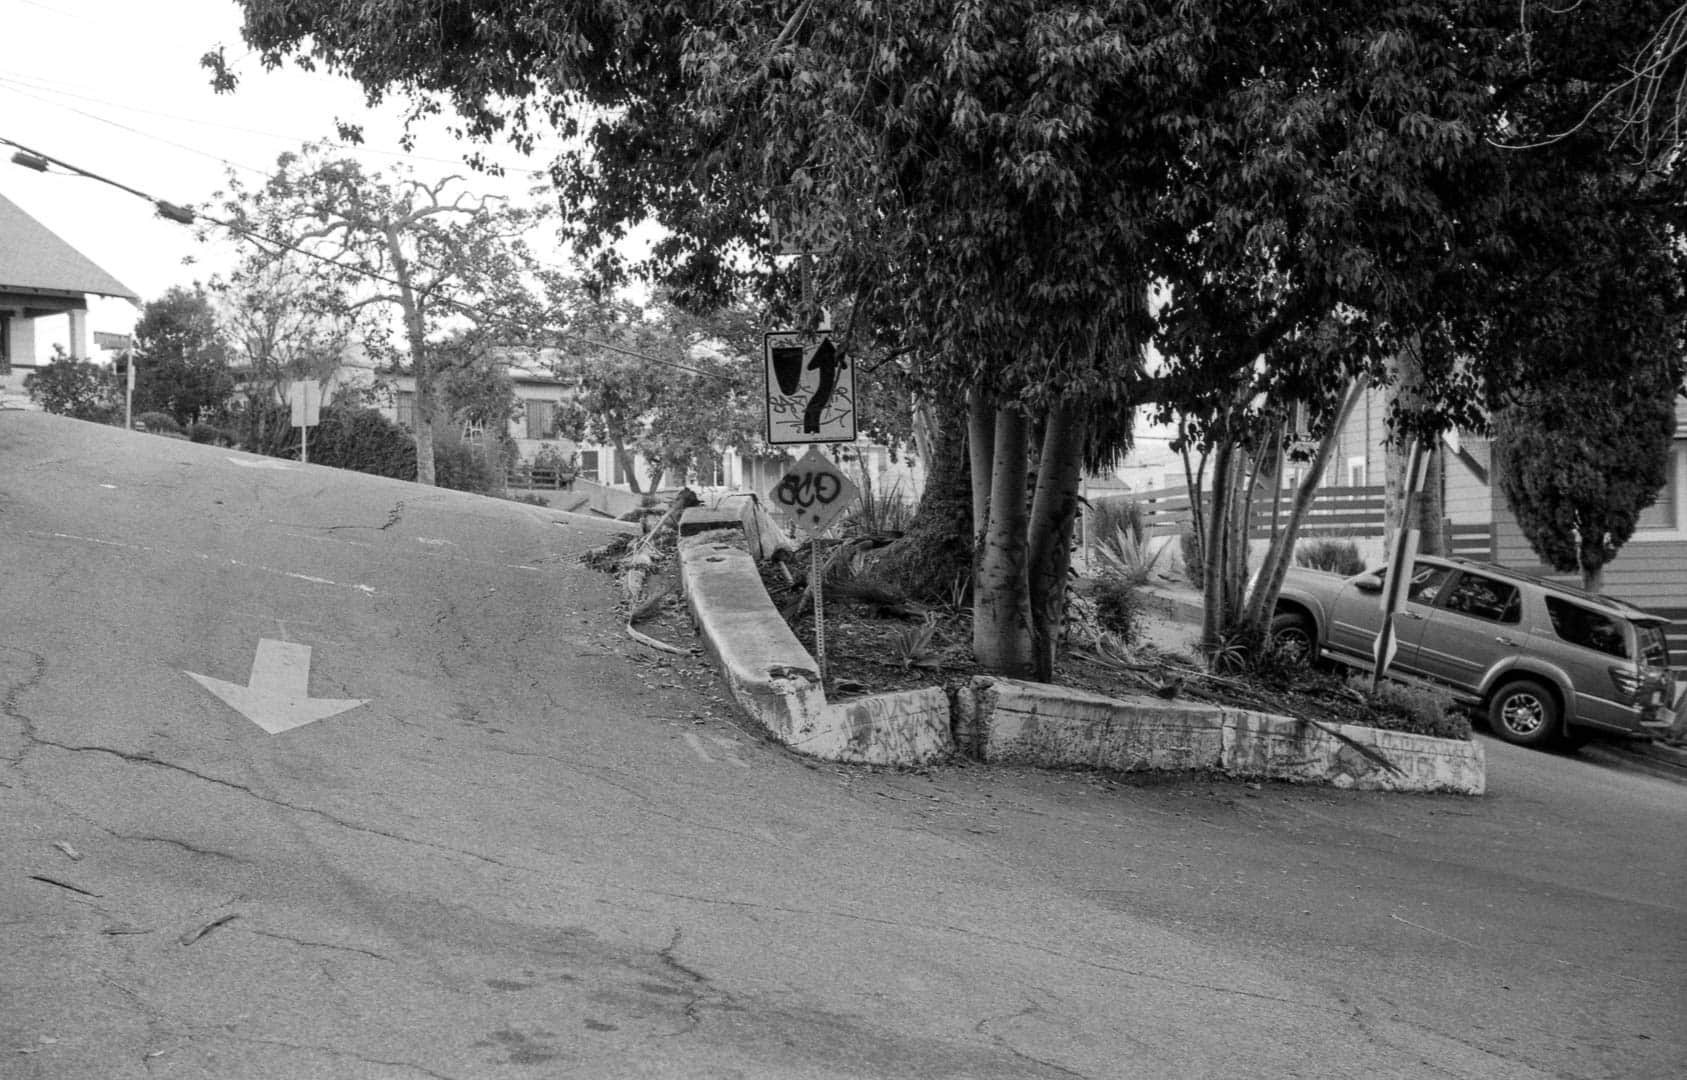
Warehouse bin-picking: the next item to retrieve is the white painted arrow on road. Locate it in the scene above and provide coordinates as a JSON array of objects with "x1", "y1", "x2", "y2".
[{"x1": 187, "y1": 639, "x2": 368, "y2": 734}]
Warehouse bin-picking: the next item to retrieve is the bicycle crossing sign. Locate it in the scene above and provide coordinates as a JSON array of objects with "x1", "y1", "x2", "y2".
[{"x1": 768, "y1": 446, "x2": 859, "y2": 535}]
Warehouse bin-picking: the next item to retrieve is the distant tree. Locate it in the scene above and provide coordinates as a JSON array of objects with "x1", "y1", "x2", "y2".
[
  {"x1": 548, "y1": 290, "x2": 760, "y2": 495},
  {"x1": 23, "y1": 346, "x2": 119, "y2": 422},
  {"x1": 214, "y1": 253, "x2": 363, "y2": 449},
  {"x1": 1494, "y1": 368, "x2": 1679, "y2": 593},
  {"x1": 131, "y1": 286, "x2": 234, "y2": 426},
  {"x1": 211, "y1": 144, "x2": 547, "y2": 485}
]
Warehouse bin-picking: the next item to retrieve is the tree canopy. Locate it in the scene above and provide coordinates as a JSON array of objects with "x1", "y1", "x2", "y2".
[{"x1": 222, "y1": 0, "x2": 1687, "y2": 676}]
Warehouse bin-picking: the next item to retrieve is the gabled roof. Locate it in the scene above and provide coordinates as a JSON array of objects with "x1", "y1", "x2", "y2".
[{"x1": 0, "y1": 190, "x2": 138, "y2": 301}]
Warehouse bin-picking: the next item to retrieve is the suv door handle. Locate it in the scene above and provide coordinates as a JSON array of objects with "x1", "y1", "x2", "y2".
[
  {"x1": 1400, "y1": 611, "x2": 1425, "y2": 621},
  {"x1": 1495, "y1": 635, "x2": 1518, "y2": 646}
]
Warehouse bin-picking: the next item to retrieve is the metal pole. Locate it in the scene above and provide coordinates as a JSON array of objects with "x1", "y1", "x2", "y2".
[
  {"x1": 300, "y1": 420, "x2": 308, "y2": 465},
  {"x1": 811, "y1": 537, "x2": 826, "y2": 685}
]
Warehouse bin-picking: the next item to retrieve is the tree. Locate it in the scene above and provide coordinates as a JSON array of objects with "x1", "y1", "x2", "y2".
[
  {"x1": 211, "y1": 144, "x2": 546, "y2": 485},
  {"x1": 23, "y1": 346, "x2": 119, "y2": 422},
  {"x1": 131, "y1": 285, "x2": 235, "y2": 427},
  {"x1": 214, "y1": 252, "x2": 364, "y2": 449},
  {"x1": 1494, "y1": 375, "x2": 1679, "y2": 595},
  {"x1": 548, "y1": 290, "x2": 761, "y2": 495},
  {"x1": 223, "y1": 0, "x2": 1687, "y2": 681}
]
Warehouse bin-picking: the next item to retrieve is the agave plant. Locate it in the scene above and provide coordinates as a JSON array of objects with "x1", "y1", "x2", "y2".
[{"x1": 1092, "y1": 526, "x2": 1169, "y2": 586}]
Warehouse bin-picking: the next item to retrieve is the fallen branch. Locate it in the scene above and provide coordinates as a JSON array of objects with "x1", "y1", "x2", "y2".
[{"x1": 627, "y1": 624, "x2": 689, "y2": 655}]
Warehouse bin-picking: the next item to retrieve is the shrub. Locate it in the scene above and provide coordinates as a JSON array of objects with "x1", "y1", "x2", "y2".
[
  {"x1": 1093, "y1": 526, "x2": 1168, "y2": 586},
  {"x1": 1348, "y1": 675, "x2": 1472, "y2": 740},
  {"x1": 136, "y1": 411, "x2": 181, "y2": 435},
  {"x1": 1090, "y1": 576, "x2": 1141, "y2": 643},
  {"x1": 841, "y1": 477, "x2": 915, "y2": 537},
  {"x1": 310, "y1": 406, "x2": 418, "y2": 481},
  {"x1": 1179, "y1": 527, "x2": 1203, "y2": 589},
  {"x1": 1295, "y1": 537, "x2": 1365, "y2": 576},
  {"x1": 187, "y1": 422, "x2": 234, "y2": 445},
  {"x1": 432, "y1": 431, "x2": 501, "y2": 493},
  {"x1": 1089, "y1": 497, "x2": 1145, "y2": 549}
]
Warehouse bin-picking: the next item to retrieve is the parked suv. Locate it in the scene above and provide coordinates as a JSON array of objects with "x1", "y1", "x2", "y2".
[{"x1": 1271, "y1": 555, "x2": 1678, "y2": 748}]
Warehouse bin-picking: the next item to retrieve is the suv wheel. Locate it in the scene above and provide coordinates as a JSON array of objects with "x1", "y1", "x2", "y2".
[
  {"x1": 1270, "y1": 612, "x2": 1317, "y2": 666},
  {"x1": 1488, "y1": 679, "x2": 1561, "y2": 748}
]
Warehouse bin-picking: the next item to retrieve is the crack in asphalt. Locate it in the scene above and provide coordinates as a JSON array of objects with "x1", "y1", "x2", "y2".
[
  {"x1": 115, "y1": 833, "x2": 247, "y2": 862},
  {"x1": 1, "y1": 644, "x2": 48, "y2": 765},
  {"x1": 21, "y1": 737, "x2": 532, "y2": 873},
  {"x1": 249, "y1": 928, "x2": 391, "y2": 962},
  {"x1": 975, "y1": 1003, "x2": 1099, "y2": 1079}
]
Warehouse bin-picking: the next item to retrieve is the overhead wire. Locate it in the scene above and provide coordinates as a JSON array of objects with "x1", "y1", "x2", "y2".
[{"x1": 1, "y1": 135, "x2": 737, "y2": 382}]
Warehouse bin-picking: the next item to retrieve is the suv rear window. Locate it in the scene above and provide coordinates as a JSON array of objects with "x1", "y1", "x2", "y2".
[{"x1": 1545, "y1": 597, "x2": 1630, "y2": 659}]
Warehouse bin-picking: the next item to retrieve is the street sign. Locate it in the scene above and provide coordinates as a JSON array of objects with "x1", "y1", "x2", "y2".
[
  {"x1": 764, "y1": 330, "x2": 856, "y2": 445},
  {"x1": 768, "y1": 446, "x2": 860, "y2": 535},
  {"x1": 288, "y1": 381, "x2": 322, "y2": 428}
]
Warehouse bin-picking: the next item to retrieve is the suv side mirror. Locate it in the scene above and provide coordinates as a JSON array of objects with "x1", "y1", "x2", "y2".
[{"x1": 1355, "y1": 573, "x2": 1383, "y2": 594}]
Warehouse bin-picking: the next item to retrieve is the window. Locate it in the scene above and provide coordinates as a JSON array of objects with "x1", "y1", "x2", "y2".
[
  {"x1": 524, "y1": 398, "x2": 555, "y2": 439},
  {"x1": 1406, "y1": 563, "x2": 1453, "y2": 606},
  {"x1": 1545, "y1": 597, "x2": 1630, "y2": 659},
  {"x1": 1633, "y1": 441, "x2": 1685, "y2": 540},
  {"x1": 396, "y1": 390, "x2": 416, "y2": 429},
  {"x1": 578, "y1": 450, "x2": 600, "y2": 483},
  {"x1": 1443, "y1": 573, "x2": 1522, "y2": 624},
  {"x1": 1347, "y1": 455, "x2": 1367, "y2": 487},
  {"x1": 0, "y1": 314, "x2": 10, "y2": 375}
]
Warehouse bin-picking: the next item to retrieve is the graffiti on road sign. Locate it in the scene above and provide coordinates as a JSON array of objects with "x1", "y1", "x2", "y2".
[{"x1": 765, "y1": 331, "x2": 856, "y2": 445}]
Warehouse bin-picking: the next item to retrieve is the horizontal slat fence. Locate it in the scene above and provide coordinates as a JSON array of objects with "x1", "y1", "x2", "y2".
[{"x1": 1111, "y1": 485, "x2": 1387, "y2": 540}]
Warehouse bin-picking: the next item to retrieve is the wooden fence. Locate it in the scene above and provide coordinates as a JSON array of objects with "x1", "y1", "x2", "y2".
[
  {"x1": 1108, "y1": 485, "x2": 1388, "y2": 541},
  {"x1": 506, "y1": 464, "x2": 575, "y2": 490},
  {"x1": 1092, "y1": 485, "x2": 1495, "y2": 560}
]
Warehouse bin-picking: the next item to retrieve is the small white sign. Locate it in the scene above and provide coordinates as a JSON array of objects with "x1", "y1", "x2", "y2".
[{"x1": 288, "y1": 382, "x2": 322, "y2": 428}]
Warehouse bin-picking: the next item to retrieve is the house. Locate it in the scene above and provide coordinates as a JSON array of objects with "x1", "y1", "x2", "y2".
[{"x1": 0, "y1": 191, "x2": 138, "y2": 405}]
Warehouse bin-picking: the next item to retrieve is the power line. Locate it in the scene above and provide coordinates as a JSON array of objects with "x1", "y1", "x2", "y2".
[
  {"x1": 2, "y1": 134, "x2": 736, "y2": 383},
  {"x1": 0, "y1": 72, "x2": 549, "y2": 178}
]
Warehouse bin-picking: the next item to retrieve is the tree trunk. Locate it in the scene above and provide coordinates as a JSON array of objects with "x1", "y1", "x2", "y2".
[
  {"x1": 973, "y1": 406, "x2": 1035, "y2": 677},
  {"x1": 1026, "y1": 401, "x2": 1088, "y2": 682},
  {"x1": 1200, "y1": 435, "x2": 1236, "y2": 647},
  {"x1": 389, "y1": 227, "x2": 436, "y2": 486},
  {"x1": 612, "y1": 436, "x2": 644, "y2": 495},
  {"x1": 1241, "y1": 376, "x2": 1371, "y2": 637},
  {"x1": 869, "y1": 395, "x2": 973, "y2": 603},
  {"x1": 967, "y1": 389, "x2": 994, "y2": 555}
]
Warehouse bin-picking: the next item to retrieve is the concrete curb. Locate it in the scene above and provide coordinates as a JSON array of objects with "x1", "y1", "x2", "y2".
[
  {"x1": 677, "y1": 513, "x2": 951, "y2": 765},
  {"x1": 676, "y1": 509, "x2": 1485, "y2": 792},
  {"x1": 955, "y1": 677, "x2": 1485, "y2": 794}
]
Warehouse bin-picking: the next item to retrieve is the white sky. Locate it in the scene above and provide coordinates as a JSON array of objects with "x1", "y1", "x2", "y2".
[{"x1": 2, "y1": 0, "x2": 562, "y2": 356}]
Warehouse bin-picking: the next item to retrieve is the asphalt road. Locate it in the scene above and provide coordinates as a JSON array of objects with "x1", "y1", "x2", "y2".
[{"x1": 2, "y1": 411, "x2": 1683, "y2": 1079}]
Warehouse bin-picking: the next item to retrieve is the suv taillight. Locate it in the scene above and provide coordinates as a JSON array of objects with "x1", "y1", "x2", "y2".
[{"x1": 1610, "y1": 666, "x2": 1643, "y2": 700}]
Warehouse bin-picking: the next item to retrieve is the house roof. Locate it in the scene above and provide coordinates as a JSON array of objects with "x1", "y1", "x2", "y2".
[{"x1": 0, "y1": 190, "x2": 138, "y2": 301}]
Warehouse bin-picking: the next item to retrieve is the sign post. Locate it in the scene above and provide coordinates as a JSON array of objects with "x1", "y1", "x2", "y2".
[
  {"x1": 288, "y1": 382, "x2": 322, "y2": 464},
  {"x1": 1373, "y1": 438, "x2": 1432, "y2": 690},
  {"x1": 767, "y1": 446, "x2": 861, "y2": 683}
]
